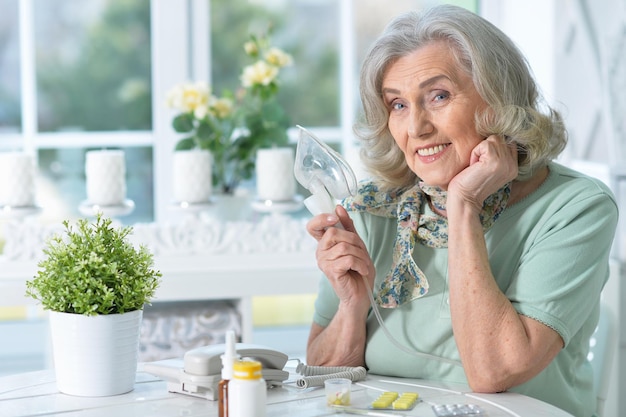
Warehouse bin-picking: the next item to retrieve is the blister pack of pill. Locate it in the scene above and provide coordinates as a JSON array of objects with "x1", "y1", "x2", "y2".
[
  {"x1": 370, "y1": 391, "x2": 420, "y2": 410},
  {"x1": 432, "y1": 403, "x2": 484, "y2": 416}
]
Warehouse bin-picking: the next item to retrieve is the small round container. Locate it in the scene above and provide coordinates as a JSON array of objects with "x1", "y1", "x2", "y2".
[{"x1": 324, "y1": 378, "x2": 351, "y2": 406}]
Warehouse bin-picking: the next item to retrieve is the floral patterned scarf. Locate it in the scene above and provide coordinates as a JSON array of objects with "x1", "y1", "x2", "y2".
[{"x1": 342, "y1": 181, "x2": 511, "y2": 308}]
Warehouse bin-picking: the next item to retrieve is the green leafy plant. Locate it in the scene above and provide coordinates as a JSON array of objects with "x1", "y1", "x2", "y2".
[
  {"x1": 25, "y1": 214, "x2": 161, "y2": 316},
  {"x1": 166, "y1": 28, "x2": 292, "y2": 194}
]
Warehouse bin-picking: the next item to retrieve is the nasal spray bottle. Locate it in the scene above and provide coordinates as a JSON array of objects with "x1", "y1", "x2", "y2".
[{"x1": 218, "y1": 330, "x2": 238, "y2": 417}]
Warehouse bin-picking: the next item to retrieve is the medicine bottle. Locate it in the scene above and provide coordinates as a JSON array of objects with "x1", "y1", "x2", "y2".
[
  {"x1": 218, "y1": 331, "x2": 237, "y2": 417},
  {"x1": 228, "y1": 359, "x2": 267, "y2": 417}
]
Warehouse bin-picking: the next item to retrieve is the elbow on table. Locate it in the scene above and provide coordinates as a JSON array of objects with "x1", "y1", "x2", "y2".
[
  {"x1": 465, "y1": 365, "x2": 523, "y2": 394},
  {"x1": 467, "y1": 377, "x2": 509, "y2": 394}
]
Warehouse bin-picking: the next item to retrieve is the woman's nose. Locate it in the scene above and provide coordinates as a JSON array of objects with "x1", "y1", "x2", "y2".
[{"x1": 407, "y1": 108, "x2": 433, "y2": 139}]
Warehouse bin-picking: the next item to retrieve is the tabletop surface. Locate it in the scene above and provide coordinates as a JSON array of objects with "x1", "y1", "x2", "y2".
[{"x1": 0, "y1": 365, "x2": 575, "y2": 417}]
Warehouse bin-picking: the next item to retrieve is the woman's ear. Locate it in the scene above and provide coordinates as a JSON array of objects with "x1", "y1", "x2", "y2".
[{"x1": 516, "y1": 143, "x2": 527, "y2": 164}]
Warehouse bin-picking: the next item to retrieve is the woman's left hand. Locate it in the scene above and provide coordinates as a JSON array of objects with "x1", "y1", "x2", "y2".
[{"x1": 448, "y1": 135, "x2": 518, "y2": 210}]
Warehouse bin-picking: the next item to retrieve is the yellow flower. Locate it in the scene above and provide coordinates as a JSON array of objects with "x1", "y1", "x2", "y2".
[
  {"x1": 241, "y1": 60, "x2": 279, "y2": 87},
  {"x1": 265, "y1": 47, "x2": 293, "y2": 68},
  {"x1": 182, "y1": 82, "x2": 210, "y2": 112},
  {"x1": 212, "y1": 97, "x2": 234, "y2": 119}
]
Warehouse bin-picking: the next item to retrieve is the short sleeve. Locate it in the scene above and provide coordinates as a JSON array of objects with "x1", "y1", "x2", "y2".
[{"x1": 506, "y1": 183, "x2": 618, "y2": 346}]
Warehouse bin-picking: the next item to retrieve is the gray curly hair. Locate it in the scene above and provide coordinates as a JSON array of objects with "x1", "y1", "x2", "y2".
[{"x1": 355, "y1": 4, "x2": 567, "y2": 189}]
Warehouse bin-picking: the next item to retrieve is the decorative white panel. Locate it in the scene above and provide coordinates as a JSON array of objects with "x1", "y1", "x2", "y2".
[
  {"x1": 130, "y1": 214, "x2": 316, "y2": 256},
  {"x1": 0, "y1": 213, "x2": 316, "y2": 261}
]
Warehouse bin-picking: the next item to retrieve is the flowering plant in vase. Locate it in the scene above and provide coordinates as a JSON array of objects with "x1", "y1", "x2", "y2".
[
  {"x1": 166, "y1": 82, "x2": 236, "y2": 194},
  {"x1": 166, "y1": 30, "x2": 293, "y2": 195}
]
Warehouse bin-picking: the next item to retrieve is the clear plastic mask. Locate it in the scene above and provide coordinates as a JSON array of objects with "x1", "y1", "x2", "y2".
[{"x1": 293, "y1": 125, "x2": 357, "y2": 215}]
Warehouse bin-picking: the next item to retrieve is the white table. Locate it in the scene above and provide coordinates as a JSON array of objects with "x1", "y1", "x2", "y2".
[{"x1": 0, "y1": 365, "x2": 574, "y2": 417}]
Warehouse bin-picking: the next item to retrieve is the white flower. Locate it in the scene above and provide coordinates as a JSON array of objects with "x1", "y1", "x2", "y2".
[
  {"x1": 265, "y1": 47, "x2": 293, "y2": 68},
  {"x1": 241, "y1": 60, "x2": 279, "y2": 87},
  {"x1": 193, "y1": 104, "x2": 209, "y2": 120},
  {"x1": 165, "y1": 85, "x2": 184, "y2": 109},
  {"x1": 244, "y1": 41, "x2": 259, "y2": 56},
  {"x1": 166, "y1": 82, "x2": 210, "y2": 113}
]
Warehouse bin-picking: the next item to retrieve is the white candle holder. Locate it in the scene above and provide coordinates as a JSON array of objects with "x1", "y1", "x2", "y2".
[
  {"x1": 251, "y1": 195, "x2": 304, "y2": 213},
  {"x1": 0, "y1": 205, "x2": 42, "y2": 220},
  {"x1": 78, "y1": 199, "x2": 135, "y2": 218}
]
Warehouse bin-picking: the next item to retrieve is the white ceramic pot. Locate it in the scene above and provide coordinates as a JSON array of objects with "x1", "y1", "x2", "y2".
[{"x1": 48, "y1": 309, "x2": 143, "y2": 396}]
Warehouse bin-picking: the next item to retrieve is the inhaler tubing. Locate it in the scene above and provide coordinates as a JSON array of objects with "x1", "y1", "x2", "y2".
[
  {"x1": 295, "y1": 366, "x2": 367, "y2": 388},
  {"x1": 308, "y1": 202, "x2": 461, "y2": 367},
  {"x1": 362, "y1": 274, "x2": 461, "y2": 367}
]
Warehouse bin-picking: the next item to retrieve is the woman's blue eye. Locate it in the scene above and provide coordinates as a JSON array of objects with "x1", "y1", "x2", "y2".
[
  {"x1": 392, "y1": 102, "x2": 405, "y2": 110},
  {"x1": 434, "y1": 92, "x2": 449, "y2": 102}
]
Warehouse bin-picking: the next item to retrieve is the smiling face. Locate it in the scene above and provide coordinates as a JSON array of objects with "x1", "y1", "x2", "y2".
[{"x1": 382, "y1": 41, "x2": 487, "y2": 188}]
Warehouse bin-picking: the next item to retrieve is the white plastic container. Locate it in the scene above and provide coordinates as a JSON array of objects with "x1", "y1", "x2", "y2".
[{"x1": 228, "y1": 359, "x2": 266, "y2": 417}]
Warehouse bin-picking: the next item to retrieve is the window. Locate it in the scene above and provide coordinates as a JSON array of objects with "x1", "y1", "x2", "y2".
[
  {"x1": 0, "y1": 0, "x2": 21, "y2": 135},
  {"x1": 0, "y1": 0, "x2": 478, "y2": 376},
  {"x1": 1, "y1": 0, "x2": 154, "y2": 224},
  {"x1": 210, "y1": 0, "x2": 340, "y2": 128},
  {"x1": 1, "y1": 0, "x2": 477, "y2": 226}
]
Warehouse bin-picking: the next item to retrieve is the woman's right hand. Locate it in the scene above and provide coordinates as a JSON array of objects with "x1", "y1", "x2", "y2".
[{"x1": 306, "y1": 205, "x2": 375, "y2": 316}]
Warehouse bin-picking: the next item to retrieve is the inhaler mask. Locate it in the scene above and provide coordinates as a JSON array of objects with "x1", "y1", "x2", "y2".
[
  {"x1": 294, "y1": 125, "x2": 357, "y2": 216},
  {"x1": 293, "y1": 125, "x2": 461, "y2": 368}
]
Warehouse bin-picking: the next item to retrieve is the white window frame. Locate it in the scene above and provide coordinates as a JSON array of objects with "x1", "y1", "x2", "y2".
[{"x1": 11, "y1": 0, "x2": 356, "y2": 224}]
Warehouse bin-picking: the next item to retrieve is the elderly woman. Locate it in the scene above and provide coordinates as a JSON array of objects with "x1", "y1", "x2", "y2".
[{"x1": 305, "y1": 5, "x2": 617, "y2": 417}]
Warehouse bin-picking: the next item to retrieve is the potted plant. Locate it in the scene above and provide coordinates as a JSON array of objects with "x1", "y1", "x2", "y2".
[
  {"x1": 166, "y1": 29, "x2": 293, "y2": 198},
  {"x1": 25, "y1": 213, "x2": 161, "y2": 397}
]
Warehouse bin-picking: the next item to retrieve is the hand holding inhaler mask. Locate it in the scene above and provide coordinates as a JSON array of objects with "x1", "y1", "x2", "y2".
[{"x1": 294, "y1": 126, "x2": 461, "y2": 367}]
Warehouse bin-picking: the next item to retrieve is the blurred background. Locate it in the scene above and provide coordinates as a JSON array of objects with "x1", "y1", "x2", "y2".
[{"x1": 0, "y1": 0, "x2": 624, "y2": 415}]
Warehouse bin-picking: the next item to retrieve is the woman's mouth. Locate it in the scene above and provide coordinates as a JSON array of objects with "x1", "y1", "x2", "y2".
[{"x1": 417, "y1": 143, "x2": 448, "y2": 156}]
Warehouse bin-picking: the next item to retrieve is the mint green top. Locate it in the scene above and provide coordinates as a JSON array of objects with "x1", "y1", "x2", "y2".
[{"x1": 313, "y1": 162, "x2": 618, "y2": 417}]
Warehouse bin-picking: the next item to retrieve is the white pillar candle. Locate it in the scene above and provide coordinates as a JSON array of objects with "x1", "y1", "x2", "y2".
[
  {"x1": 85, "y1": 150, "x2": 126, "y2": 206},
  {"x1": 0, "y1": 152, "x2": 35, "y2": 207},
  {"x1": 173, "y1": 149, "x2": 212, "y2": 203},
  {"x1": 255, "y1": 147, "x2": 296, "y2": 201}
]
